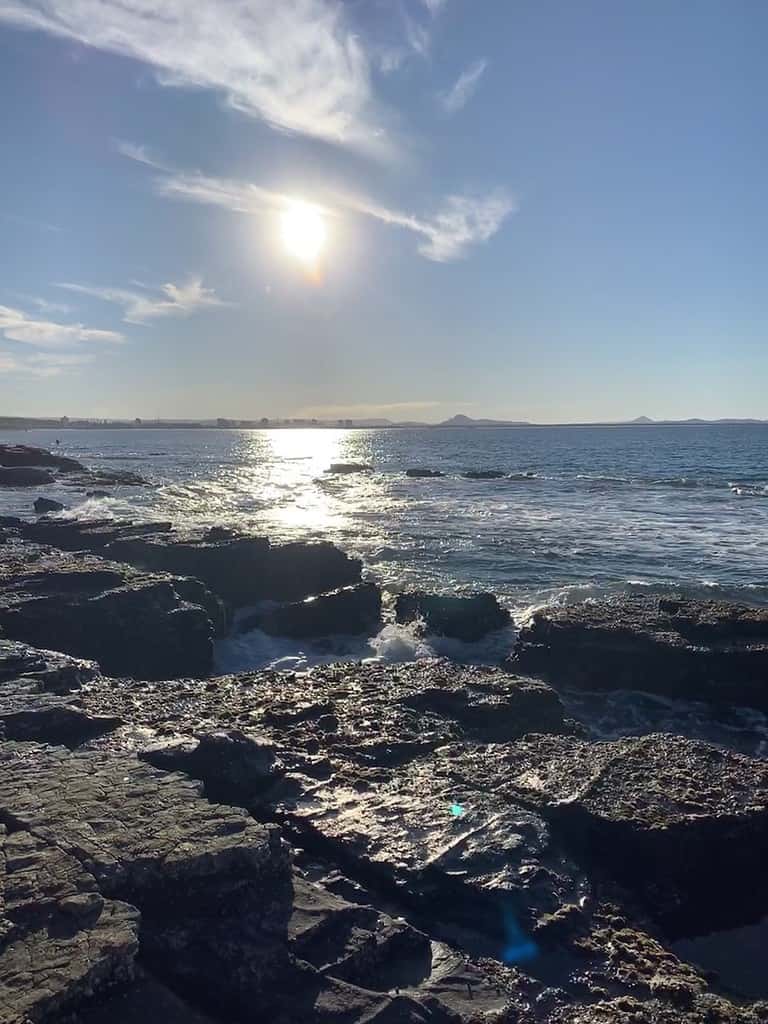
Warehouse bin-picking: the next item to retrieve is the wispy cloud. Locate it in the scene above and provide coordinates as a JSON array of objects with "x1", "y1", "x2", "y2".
[
  {"x1": 0, "y1": 349, "x2": 94, "y2": 378},
  {"x1": 57, "y1": 277, "x2": 227, "y2": 325},
  {"x1": 296, "y1": 400, "x2": 448, "y2": 420},
  {"x1": 0, "y1": 0, "x2": 387, "y2": 151},
  {"x1": 0, "y1": 303, "x2": 123, "y2": 348},
  {"x1": 439, "y1": 59, "x2": 487, "y2": 114},
  {"x1": 122, "y1": 146, "x2": 515, "y2": 262}
]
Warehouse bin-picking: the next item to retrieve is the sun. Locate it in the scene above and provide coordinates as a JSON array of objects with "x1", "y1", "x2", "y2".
[{"x1": 280, "y1": 202, "x2": 327, "y2": 269}]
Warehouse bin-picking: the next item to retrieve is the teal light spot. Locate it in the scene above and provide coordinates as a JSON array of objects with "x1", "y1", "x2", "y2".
[{"x1": 450, "y1": 803, "x2": 465, "y2": 818}]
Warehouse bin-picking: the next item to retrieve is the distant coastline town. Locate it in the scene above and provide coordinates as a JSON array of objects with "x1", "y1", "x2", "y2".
[{"x1": 1, "y1": 414, "x2": 766, "y2": 431}]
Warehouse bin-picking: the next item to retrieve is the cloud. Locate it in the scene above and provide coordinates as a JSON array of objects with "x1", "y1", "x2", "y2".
[
  {"x1": 131, "y1": 151, "x2": 515, "y2": 262},
  {"x1": 57, "y1": 277, "x2": 227, "y2": 325},
  {"x1": 421, "y1": 0, "x2": 447, "y2": 15},
  {"x1": 439, "y1": 59, "x2": 487, "y2": 114},
  {"x1": 0, "y1": 0, "x2": 386, "y2": 151},
  {"x1": 299, "y1": 400, "x2": 445, "y2": 419},
  {"x1": 0, "y1": 304, "x2": 123, "y2": 348}
]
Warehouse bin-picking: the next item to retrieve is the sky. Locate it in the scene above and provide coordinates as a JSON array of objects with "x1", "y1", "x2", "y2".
[{"x1": 0, "y1": 0, "x2": 766, "y2": 423}]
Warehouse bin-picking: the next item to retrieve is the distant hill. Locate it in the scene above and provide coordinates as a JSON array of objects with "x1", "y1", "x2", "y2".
[{"x1": 439, "y1": 414, "x2": 531, "y2": 427}]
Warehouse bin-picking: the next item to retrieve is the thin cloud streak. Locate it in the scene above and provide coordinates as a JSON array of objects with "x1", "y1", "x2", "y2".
[
  {"x1": 129, "y1": 150, "x2": 515, "y2": 262},
  {"x1": 0, "y1": 0, "x2": 387, "y2": 152},
  {"x1": 57, "y1": 278, "x2": 228, "y2": 325},
  {"x1": 440, "y1": 59, "x2": 488, "y2": 114},
  {"x1": 0, "y1": 303, "x2": 123, "y2": 348}
]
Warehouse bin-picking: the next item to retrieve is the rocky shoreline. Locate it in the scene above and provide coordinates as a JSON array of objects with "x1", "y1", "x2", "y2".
[{"x1": 2, "y1": 446, "x2": 768, "y2": 1024}]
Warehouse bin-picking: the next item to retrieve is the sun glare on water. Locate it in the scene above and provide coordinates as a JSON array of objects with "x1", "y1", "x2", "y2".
[{"x1": 280, "y1": 202, "x2": 327, "y2": 273}]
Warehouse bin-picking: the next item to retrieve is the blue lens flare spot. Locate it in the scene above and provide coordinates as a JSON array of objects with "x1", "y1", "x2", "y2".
[
  {"x1": 502, "y1": 911, "x2": 539, "y2": 964},
  {"x1": 449, "y1": 802, "x2": 465, "y2": 818}
]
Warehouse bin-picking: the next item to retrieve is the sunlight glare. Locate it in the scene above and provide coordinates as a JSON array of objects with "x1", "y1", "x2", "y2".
[{"x1": 280, "y1": 202, "x2": 327, "y2": 269}]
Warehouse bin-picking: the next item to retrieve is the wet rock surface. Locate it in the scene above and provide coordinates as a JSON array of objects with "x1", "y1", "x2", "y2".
[
  {"x1": 446, "y1": 733, "x2": 768, "y2": 933},
  {"x1": 33, "y1": 497, "x2": 64, "y2": 514},
  {"x1": 242, "y1": 582, "x2": 382, "y2": 638},
  {"x1": 0, "y1": 467, "x2": 55, "y2": 487},
  {"x1": 405, "y1": 469, "x2": 446, "y2": 478},
  {"x1": 0, "y1": 444, "x2": 84, "y2": 473},
  {"x1": 513, "y1": 595, "x2": 768, "y2": 709},
  {"x1": 0, "y1": 547, "x2": 223, "y2": 679},
  {"x1": 396, "y1": 591, "x2": 511, "y2": 642}
]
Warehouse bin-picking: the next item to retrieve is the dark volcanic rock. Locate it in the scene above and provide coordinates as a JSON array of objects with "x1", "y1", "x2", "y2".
[
  {"x1": 0, "y1": 517, "x2": 363, "y2": 607},
  {"x1": 0, "y1": 823, "x2": 140, "y2": 1023},
  {"x1": 0, "y1": 741, "x2": 293, "y2": 1019},
  {"x1": 462, "y1": 470, "x2": 505, "y2": 479},
  {"x1": 0, "y1": 548, "x2": 224, "y2": 679},
  {"x1": 405, "y1": 468, "x2": 445, "y2": 478},
  {"x1": 0, "y1": 639, "x2": 100, "y2": 692},
  {"x1": 34, "y1": 497, "x2": 65, "y2": 514},
  {"x1": 244, "y1": 583, "x2": 382, "y2": 638},
  {"x1": 277, "y1": 756, "x2": 590, "y2": 946},
  {"x1": 447, "y1": 732, "x2": 768, "y2": 933},
  {"x1": 67, "y1": 467, "x2": 149, "y2": 487},
  {"x1": 82, "y1": 662, "x2": 570, "y2": 768},
  {"x1": 326, "y1": 463, "x2": 373, "y2": 474},
  {"x1": 396, "y1": 590, "x2": 511, "y2": 642},
  {"x1": 0, "y1": 466, "x2": 55, "y2": 487},
  {"x1": 0, "y1": 443, "x2": 84, "y2": 472},
  {"x1": 513, "y1": 595, "x2": 768, "y2": 709}
]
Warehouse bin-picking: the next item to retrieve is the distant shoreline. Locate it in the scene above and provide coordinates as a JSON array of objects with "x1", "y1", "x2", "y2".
[{"x1": 1, "y1": 418, "x2": 767, "y2": 431}]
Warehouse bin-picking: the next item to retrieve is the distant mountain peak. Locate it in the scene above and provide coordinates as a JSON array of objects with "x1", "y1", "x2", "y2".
[
  {"x1": 439, "y1": 413, "x2": 531, "y2": 426},
  {"x1": 630, "y1": 416, "x2": 655, "y2": 424}
]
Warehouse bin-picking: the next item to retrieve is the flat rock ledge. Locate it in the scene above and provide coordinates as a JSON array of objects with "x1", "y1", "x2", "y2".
[
  {"x1": 512, "y1": 594, "x2": 768, "y2": 709},
  {"x1": 4, "y1": 643, "x2": 768, "y2": 1023}
]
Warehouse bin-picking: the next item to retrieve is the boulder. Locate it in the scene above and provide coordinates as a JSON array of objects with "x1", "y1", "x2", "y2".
[
  {"x1": 447, "y1": 732, "x2": 768, "y2": 934},
  {"x1": 0, "y1": 443, "x2": 84, "y2": 472},
  {"x1": 0, "y1": 466, "x2": 55, "y2": 486},
  {"x1": 395, "y1": 590, "x2": 511, "y2": 641},
  {"x1": 34, "y1": 496, "x2": 65, "y2": 514},
  {"x1": 512, "y1": 595, "x2": 768, "y2": 709},
  {"x1": 326, "y1": 463, "x2": 373, "y2": 474},
  {"x1": 461, "y1": 470, "x2": 505, "y2": 479},
  {"x1": 0, "y1": 548, "x2": 224, "y2": 679},
  {"x1": 243, "y1": 583, "x2": 382, "y2": 638},
  {"x1": 405, "y1": 469, "x2": 445, "y2": 478}
]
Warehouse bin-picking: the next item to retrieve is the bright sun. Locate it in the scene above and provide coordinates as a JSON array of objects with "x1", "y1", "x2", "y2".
[{"x1": 280, "y1": 202, "x2": 327, "y2": 268}]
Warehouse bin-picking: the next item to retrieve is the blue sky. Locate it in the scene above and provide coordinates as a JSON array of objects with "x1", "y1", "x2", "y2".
[{"x1": 1, "y1": 0, "x2": 766, "y2": 422}]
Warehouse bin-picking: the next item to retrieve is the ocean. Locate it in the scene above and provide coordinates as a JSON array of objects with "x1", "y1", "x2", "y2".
[{"x1": 2, "y1": 422, "x2": 767, "y2": 693}]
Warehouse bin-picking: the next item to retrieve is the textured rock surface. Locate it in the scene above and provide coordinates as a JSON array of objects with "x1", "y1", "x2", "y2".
[
  {"x1": 0, "y1": 823, "x2": 139, "y2": 1024},
  {"x1": 242, "y1": 582, "x2": 382, "y2": 638},
  {"x1": 277, "y1": 756, "x2": 591, "y2": 947},
  {"x1": 446, "y1": 732, "x2": 768, "y2": 932},
  {"x1": 513, "y1": 595, "x2": 768, "y2": 709},
  {"x1": 395, "y1": 591, "x2": 511, "y2": 642},
  {"x1": 82, "y1": 661, "x2": 571, "y2": 766},
  {"x1": 0, "y1": 517, "x2": 362, "y2": 607},
  {"x1": 0, "y1": 547, "x2": 223, "y2": 679},
  {"x1": 0, "y1": 741, "x2": 293, "y2": 1020}
]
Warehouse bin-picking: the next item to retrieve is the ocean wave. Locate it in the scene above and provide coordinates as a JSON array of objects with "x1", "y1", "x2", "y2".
[{"x1": 214, "y1": 618, "x2": 518, "y2": 674}]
